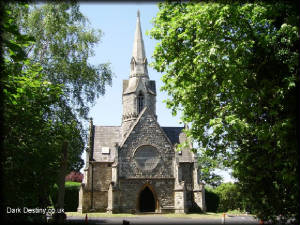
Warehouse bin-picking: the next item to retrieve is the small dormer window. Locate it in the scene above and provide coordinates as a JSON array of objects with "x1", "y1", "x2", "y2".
[
  {"x1": 137, "y1": 92, "x2": 144, "y2": 114},
  {"x1": 102, "y1": 147, "x2": 110, "y2": 154}
]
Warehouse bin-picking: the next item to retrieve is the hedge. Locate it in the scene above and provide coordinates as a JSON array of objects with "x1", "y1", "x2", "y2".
[
  {"x1": 205, "y1": 182, "x2": 251, "y2": 213},
  {"x1": 205, "y1": 187, "x2": 220, "y2": 212},
  {"x1": 50, "y1": 181, "x2": 81, "y2": 212}
]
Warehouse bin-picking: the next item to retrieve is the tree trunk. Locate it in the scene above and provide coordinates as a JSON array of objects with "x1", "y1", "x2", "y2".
[{"x1": 55, "y1": 141, "x2": 68, "y2": 223}]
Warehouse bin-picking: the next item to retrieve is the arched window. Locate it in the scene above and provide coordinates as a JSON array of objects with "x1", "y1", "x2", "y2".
[
  {"x1": 130, "y1": 57, "x2": 136, "y2": 71},
  {"x1": 137, "y1": 92, "x2": 144, "y2": 113}
]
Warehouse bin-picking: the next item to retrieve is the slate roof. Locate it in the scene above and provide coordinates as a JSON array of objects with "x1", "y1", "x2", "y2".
[
  {"x1": 162, "y1": 126, "x2": 194, "y2": 162},
  {"x1": 161, "y1": 127, "x2": 184, "y2": 145},
  {"x1": 92, "y1": 125, "x2": 193, "y2": 162},
  {"x1": 93, "y1": 126, "x2": 121, "y2": 162}
]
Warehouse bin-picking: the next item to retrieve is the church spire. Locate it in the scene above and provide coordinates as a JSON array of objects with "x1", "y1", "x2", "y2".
[{"x1": 130, "y1": 10, "x2": 148, "y2": 78}]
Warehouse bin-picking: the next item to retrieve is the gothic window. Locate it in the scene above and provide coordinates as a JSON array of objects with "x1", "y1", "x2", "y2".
[
  {"x1": 131, "y1": 62, "x2": 134, "y2": 71},
  {"x1": 137, "y1": 92, "x2": 144, "y2": 113},
  {"x1": 131, "y1": 57, "x2": 136, "y2": 71}
]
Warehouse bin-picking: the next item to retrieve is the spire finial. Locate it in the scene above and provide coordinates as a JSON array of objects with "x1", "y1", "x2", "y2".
[{"x1": 137, "y1": 10, "x2": 140, "y2": 18}]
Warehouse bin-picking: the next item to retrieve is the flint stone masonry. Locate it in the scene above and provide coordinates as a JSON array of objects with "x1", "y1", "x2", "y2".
[
  {"x1": 78, "y1": 11, "x2": 206, "y2": 214},
  {"x1": 119, "y1": 108, "x2": 174, "y2": 179}
]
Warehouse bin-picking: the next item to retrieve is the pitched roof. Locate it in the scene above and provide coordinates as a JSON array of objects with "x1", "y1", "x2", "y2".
[
  {"x1": 93, "y1": 126, "x2": 121, "y2": 162},
  {"x1": 162, "y1": 127, "x2": 194, "y2": 162},
  {"x1": 91, "y1": 119, "x2": 194, "y2": 163},
  {"x1": 161, "y1": 127, "x2": 184, "y2": 145}
]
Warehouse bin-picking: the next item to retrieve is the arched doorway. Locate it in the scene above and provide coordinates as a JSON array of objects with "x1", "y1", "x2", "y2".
[{"x1": 138, "y1": 186, "x2": 156, "y2": 212}]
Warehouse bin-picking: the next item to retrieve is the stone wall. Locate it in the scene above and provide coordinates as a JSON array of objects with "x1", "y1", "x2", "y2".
[
  {"x1": 119, "y1": 108, "x2": 174, "y2": 179},
  {"x1": 174, "y1": 183, "x2": 186, "y2": 213},
  {"x1": 93, "y1": 191, "x2": 108, "y2": 211},
  {"x1": 78, "y1": 187, "x2": 90, "y2": 213},
  {"x1": 88, "y1": 162, "x2": 112, "y2": 191},
  {"x1": 118, "y1": 178, "x2": 174, "y2": 213},
  {"x1": 121, "y1": 79, "x2": 156, "y2": 137},
  {"x1": 80, "y1": 104, "x2": 206, "y2": 214},
  {"x1": 179, "y1": 162, "x2": 194, "y2": 211},
  {"x1": 122, "y1": 93, "x2": 137, "y2": 117},
  {"x1": 122, "y1": 93, "x2": 137, "y2": 137},
  {"x1": 80, "y1": 162, "x2": 112, "y2": 212},
  {"x1": 78, "y1": 190, "x2": 108, "y2": 212},
  {"x1": 193, "y1": 184, "x2": 206, "y2": 212}
]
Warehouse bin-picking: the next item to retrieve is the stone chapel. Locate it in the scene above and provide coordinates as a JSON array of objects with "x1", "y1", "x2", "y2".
[{"x1": 78, "y1": 11, "x2": 206, "y2": 214}]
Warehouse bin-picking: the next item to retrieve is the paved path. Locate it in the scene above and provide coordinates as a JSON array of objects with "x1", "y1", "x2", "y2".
[{"x1": 67, "y1": 215, "x2": 259, "y2": 224}]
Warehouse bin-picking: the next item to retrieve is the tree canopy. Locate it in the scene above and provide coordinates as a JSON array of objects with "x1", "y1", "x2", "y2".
[
  {"x1": 2, "y1": 2, "x2": 112, "y2": 222},
  {"x1": 150, "y1": 1, "x2": 299, "y2": 223},
  {"x1": 9, "y1": 2, "x2": 112, "y2": 119}
]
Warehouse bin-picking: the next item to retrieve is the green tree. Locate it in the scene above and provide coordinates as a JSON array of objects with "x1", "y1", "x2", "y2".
[
  {"x1": 150, "y1": 1, "x2": 299, "y2": 223},
  {"x1": 2, "y1": 2, "x2": 112, "y2": 222},
  {"x1": 214, "y1": 182, "x2": 249, "y2": 213},
  {"x1": 6, "y1": 0, "x2": 112, "y2": 176},
  {"x1": 205, "y1": 186, "x2": 220, "y2": 212},
  {"x1": 206, "y1": 182, "x2": 249, "y2": 213},
  {"x1": 3, "y1": 4, "x2": 64, "y2": 221},
  {"x1": 9, "y1": 2, "x2": 112, "y2": 120},
  {"x1": 197, "y1": 154, "x2": 223, "y2": 187}
]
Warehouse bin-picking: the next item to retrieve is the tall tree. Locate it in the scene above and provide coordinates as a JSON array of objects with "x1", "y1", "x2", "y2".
[
  {"x1": 2, "y1": 2, "x2": 112, "y2": 222},
  {"x1": 197, "y1": 154, "x2": 223, "y2": 187},
  {"x1": 9, "y1": 2, "x2": 112, "y2": 120},
  {"x1": 150, "y1": 1, "x2": 299, "y2": 223}
]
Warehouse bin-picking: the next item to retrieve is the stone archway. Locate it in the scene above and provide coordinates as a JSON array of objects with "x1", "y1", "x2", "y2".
[{"x1": 138, "y1": 185, "x2": 156, "y2": 212}]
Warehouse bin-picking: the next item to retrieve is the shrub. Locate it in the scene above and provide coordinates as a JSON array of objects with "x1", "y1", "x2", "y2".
[
  {"x1": 64, "y1": 182, "x2": 81, "y2": 212},
  {"x1": 65, "y1": 171, "x2": 83, "y2": 182},
  {"x1": 214, "y1": 182, "x2": 250, "y2": 213},
  {"x1": 205, "y1": 187, "x2": 219, "y2": 212},
  {"x1": 50, "y1": 181, "x2": 81, "y2": 212},
  {"x1": 205, "y1": 182, "x2": 251, "y2": 213},
  {"x1": 214, "y1": 183, "x2": 239, "y2": 212}
]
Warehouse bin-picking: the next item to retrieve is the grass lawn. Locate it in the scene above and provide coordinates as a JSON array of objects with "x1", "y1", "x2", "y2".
[{"x1": 66, "y1": 212, "x2": 229, "y2": 219}]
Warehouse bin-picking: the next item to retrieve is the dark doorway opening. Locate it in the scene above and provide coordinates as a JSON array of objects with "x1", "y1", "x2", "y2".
[{"x1": 139, "y1": 186, "x2": 155, "y2": 212}]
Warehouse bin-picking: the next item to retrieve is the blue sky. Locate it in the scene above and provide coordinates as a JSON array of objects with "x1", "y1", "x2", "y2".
[
  {"x1": 79, "y1": 3, "x2": 234, "y2": 182},
  {"x1": 80, "y1": 3, "x2": 182, "y2": 127}
]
